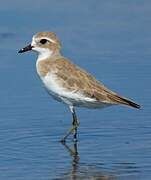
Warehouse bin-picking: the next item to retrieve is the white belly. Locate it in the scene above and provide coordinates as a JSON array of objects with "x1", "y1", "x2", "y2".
[{"x1": 40, "y1": 72, "x2": 111, "y2": 109}]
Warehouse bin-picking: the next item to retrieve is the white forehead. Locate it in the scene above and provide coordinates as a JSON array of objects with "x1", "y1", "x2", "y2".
[{"x1": 32, "y1": 35, "x2": 56, "y2": 44}]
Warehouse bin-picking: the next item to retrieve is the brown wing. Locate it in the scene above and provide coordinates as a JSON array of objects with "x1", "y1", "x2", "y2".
[{"x1": 51, "y1": 57, "x2": 140, "y2": 109}]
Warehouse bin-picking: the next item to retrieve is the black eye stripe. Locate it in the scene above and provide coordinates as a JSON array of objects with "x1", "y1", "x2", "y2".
[{"x1": 40, "y1": 39, "x2": 48, "y2": 44}]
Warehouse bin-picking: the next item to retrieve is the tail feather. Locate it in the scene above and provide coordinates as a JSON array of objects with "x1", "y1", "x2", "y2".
[
  {"x1": 107, "y1": 94, "x2": 141, "y2": 109},
  {"x1": 118, "y1": 96, "x2": 141, "y2": 109}
]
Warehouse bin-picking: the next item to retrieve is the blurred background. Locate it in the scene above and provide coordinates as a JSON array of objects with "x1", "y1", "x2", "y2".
[{"x1": 0, "y1": 0, "x2": 150, "y2": 179}]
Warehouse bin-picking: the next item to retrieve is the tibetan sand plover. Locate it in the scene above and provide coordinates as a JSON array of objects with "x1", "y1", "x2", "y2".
[{"x1": 18, "y1": 32, "x2": 140, "y2": 142}]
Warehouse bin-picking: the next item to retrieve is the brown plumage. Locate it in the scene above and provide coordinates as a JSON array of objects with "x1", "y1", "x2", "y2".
[
  {"x1": 19, "y1": 31, "x2": 141, "y2": 141},
  {"x1": 37, "y1": 56, "x2": 140, "y2": 109}
]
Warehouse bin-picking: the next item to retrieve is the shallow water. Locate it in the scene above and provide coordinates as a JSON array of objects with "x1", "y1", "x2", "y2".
[{"x1": 0, "y1": 1, "x2": 150, "y2": 179}]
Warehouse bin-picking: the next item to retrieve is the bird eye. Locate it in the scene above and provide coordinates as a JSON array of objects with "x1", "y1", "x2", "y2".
[{"x1": 40, "y1": 39, "x2": 48, "y2": 44}]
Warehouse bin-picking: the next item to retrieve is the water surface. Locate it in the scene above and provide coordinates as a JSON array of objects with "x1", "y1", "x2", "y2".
[{"x1": 0, "y1": 1, "x2": 150, "y2": 179}]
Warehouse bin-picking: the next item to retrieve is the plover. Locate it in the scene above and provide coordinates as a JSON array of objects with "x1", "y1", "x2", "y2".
[{"x1": 18, "y1": 32, "x2": 140, "y2": 142}]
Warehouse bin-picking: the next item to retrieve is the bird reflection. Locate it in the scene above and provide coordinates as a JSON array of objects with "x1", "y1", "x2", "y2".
[
  {"x1": 61, "y1": 141, "x2": 79, "y2": 180},
  {"x1": 61, "y1": 141, "x2": 115, "y2": 180}
]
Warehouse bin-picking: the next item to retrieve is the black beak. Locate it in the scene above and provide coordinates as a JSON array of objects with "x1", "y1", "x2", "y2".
[{"x1": 18, "y1": 44, "x2": 33, "y2": 53}]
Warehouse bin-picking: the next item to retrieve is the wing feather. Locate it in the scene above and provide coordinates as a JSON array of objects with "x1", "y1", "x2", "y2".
[{"x1": 49, "y1": 57, "x2": 140, "y2": 108}]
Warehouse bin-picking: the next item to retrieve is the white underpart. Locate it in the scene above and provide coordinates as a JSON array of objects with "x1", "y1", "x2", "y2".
[{"x1": 41, "y1": 72, "x2": 111, "y2": 109}]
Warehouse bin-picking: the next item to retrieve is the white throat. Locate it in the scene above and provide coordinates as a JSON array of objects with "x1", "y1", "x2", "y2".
[
  {"x1": 36, "y1": 48, "x2": 53, "y2": 61},
  {"x1": 31, "y1": 38, "x2": 53, "y2": 62}
]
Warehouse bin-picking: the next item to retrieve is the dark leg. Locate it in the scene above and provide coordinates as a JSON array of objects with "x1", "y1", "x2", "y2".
[
  {"x1": 72, "y1": 108, "x2": 79, "y2": 141},
  {"x1": 61, "y1": 106, "x2": 79, "y2": 142}
]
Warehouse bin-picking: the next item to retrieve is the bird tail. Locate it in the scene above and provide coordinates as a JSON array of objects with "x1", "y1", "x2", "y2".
[{"x1": 107, "y1": 93, "x2": 141, "y2": 109}]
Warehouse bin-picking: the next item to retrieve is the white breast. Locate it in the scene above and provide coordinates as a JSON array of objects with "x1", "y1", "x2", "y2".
[
  {"x1": 41, "y1": 72, "x2": 66, "y2": 101},
  {"x1": 40, "y1": 72, "x2": 110, "y2": 109}
]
